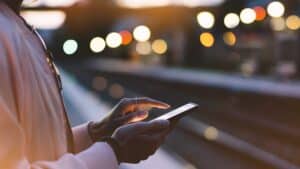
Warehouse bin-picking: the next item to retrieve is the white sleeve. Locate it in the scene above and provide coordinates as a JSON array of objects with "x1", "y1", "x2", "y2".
[
  {"x1": 0, "y1": 36, "x2": 118, "y2": 169},
  {"x1": 30, "y1": 143, "x2": 118, "y2": 169},
  {"x1": 0, "y1": 93, "x2": 118, "y2": 169}
]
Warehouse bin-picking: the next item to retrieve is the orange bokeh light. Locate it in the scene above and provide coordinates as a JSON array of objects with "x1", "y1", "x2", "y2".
[
  {"x1": 119, "y1": 30, "x2": 133, "y2": 45},
  {"x1": 254, "y1": 6, "x2": 266, "y2": 21}
]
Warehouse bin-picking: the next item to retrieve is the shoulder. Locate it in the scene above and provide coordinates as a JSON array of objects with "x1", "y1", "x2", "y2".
[{"x1": 0, "y1": 4, "x2": 21, "y2": 45}]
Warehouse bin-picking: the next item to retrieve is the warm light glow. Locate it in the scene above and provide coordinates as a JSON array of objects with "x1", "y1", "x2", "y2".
[
  {"x1": 254, "y1": 6, "x2": 266, "y2": 21},
  {"x1": 119, "y1": 30, "x2": 133, "y2": 45},
  {"x1": 63, "y1": 39, "x2": 78, "y2": 55},
  {"x1": 267, "y1": 1, "x2": 285, "y2": 18},
  {"x1": 223, "y1": 32, "x2": 237, "y2": 46},
  {"x1": 224, "y1": 13, "x2": 240, "y2": 29},
  {"x1": 270, "y1": 17, "x2": 286, "y2": 31},
  {"x1": 200, "y1": 32, "x2": 214, "y2": 48},
  {"x1": 21, "y1": 10, "x2": 66, "y2": 30},
  {"x1": 286, "y1": 15, "x2": 300, "y2": 30},
  {"x1": 22, "y1": 0, "x2": 80, "y2": 7},
  {"x1": 240, "y1": 8, "x2": 256, "y2": 24},
  {"x1": 109, "y1": 84, "x2": 124, "y2": 99},
  {"x1": 204, "y1": 127, "x2": 218, "y2": 141},
  {"x1": 197, "y1": 11, "x2": 215, "y2": 29},
  {"x1": 106, "y1": 32, "x2": 122, "y2": 48},
  {"x1": 90, "y1": 37, "x2": 106, "y2": 53},
  {"x1": 136, "y1": 42, "x2": 152, "y2": 55},
  {"x1": 114, "y1": 0, "x2": 225, "y2": 8},
  {"x1": 92, "y1": 76, "x2": 107, "y2": 91},
  {"x1": 133, "y1": 25, "x2": 151, "y2": 42},
  {"x1": 152, "y1": 39, "x2": 168, "y2": 55}
]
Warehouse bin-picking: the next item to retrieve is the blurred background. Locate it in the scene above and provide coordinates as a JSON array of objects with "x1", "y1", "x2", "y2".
[{"x1": 21, "y1": 0, "x2": 300, "y2": 168}]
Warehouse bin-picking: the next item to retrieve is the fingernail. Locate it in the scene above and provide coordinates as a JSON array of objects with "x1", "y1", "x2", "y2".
[
  {"x1": 164, "y1": 104, "x2": 171, "y2": 108},
  {"x1": 138, "y1": 111, "x2": 148, "y2": 116}
]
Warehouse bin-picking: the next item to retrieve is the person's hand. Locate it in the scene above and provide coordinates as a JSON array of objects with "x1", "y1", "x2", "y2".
[
  {"x1": 112, "y1": 120, "x2": 170, "y2": 163},
  {"x1": 88, "y1": 97, "x2": 170, "y2": 142}
]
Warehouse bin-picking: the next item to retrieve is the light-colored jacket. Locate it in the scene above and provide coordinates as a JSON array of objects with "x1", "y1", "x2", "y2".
[{"x1": 0, "y1": 2, "x2": 118, "y2": 169}]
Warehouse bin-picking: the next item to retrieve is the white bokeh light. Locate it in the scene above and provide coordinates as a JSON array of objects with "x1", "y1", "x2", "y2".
[
  {"x1": 133, "y1": 25, "x2": 151, "y2": 42},
  {"x1": 115, "y1": 0, "x2": 224, "y2": 8},
  {"x1": 240, "y1": 8, "x2": 256, "y2": 24},
  {"x1": 22, "y1": 0, "x2": 80, "y2": 7},
  {"x1": 106, "y1": 32, "x2": 122, "y2": 48},
  {"x1": 267, "y1": 1, "x2": 285, "y2": 18},
  {"x1": 63, "y1": 39, "x2": 78, "y2": 55},
  {"x1": 197, "y1": 11, "x2": 215, "y2": 29},
  {"x1": 90, "y1": 37, "x2": 106, "y2": 53},
  {"x1": 21, "y1": 10, "x2": 66, "y2": 30},
  {"x1": 224, "y1": 13, "x2": 240, "y2": 29}
]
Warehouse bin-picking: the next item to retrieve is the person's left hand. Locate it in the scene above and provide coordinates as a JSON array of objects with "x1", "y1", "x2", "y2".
[{"x1": 88, "y1": 97, "x2": 170, "y2": 142}]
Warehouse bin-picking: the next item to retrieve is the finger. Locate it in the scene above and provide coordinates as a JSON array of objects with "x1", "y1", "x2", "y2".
[
  {"x1": 117, "y1": 111, "x2": 149, "y2": 124},
  {"x1": 122, "y1": 97, "x2": 170, "y2": 113},
  {"x1": 136, "y1": 97, "x2": 170, "y2": 108}
]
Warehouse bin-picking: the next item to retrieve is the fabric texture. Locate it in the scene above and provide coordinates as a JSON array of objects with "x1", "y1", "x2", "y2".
[{"x1": 0, "y1": 2, "x2": 118, "y2": 169}]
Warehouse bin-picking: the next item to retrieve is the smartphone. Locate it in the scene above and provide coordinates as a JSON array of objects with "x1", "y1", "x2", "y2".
[{"x1": 151, "y1": 103, "x2": 198, "y2": 122}]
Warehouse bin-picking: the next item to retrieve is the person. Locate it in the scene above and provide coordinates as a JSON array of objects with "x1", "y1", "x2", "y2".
[{"x1": 0, "y1": 0, "x2": 173, "y2": 168}]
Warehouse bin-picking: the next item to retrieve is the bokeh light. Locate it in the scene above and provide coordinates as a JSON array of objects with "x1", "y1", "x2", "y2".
[
  {"x1": 254, "y1": 6, "x2": 266, "y2": 21},
  {"x1": 90, "y1": 37, "x2": 106, "y2": 53},
  {"x1": 92, "y1": 76, "x2": 108, "y2": 91},
  {"x1": 109, "y1": 83, "x2": 124, "y2": 99},
  {"x1": 286, "y1": 15, "x2": 300, "y2": 30},
  {"x1": 270, "y1": 17, "x2": 286, "y2": 31},
  {"x1": 22, "y1": 0, "x2": 80, "y2": 7},
  {"x1": 197, "y1": 11, "x2": 215, "y2": 29},
  {"x1": 224, "y1": 13, "x2": 240, "y2": 29},
  {"x1": 106, "y1": 32, "x2": 122, "y2": 48},
  {"x1": 133, "y1": 25, "x2": 151, "y2": 42},
  {"x1": 120, "y1": 30, "x2": 133, "y2": 45},
  {"x1": 240, "y1": 8, "x2": 256, "y2": 24},
  {"x1": 200, "y1": 32, "x2": 215, "y2": 48},
  {"x1": 152, "y1": 39, "x2": 168, "y2": 55},
  {"x1": 204, "y1": 126, "x2": 219, "y2": 141},
  {"x1": 114, "y1": 0, "x2": 225, "y2": 8},
  {"x1": 223, "y1": 32, "x2": 237, "y2": 46},
  {"x1": 63, "y1": 39, "x2": 78, "y2": 55},
  {"x1": 42, "y1": 0, "x2": 79, "y2": 7},
  {"x1": 136, "y1": 41, "x2": 152, "y2": 55},
  {"x1": 241, "y1": 61, "x2": 256, "y2": 77},
  {"x1": 21, "y1": 10, "x2": 66, "y2": 30},
  {"x1": 267, "y1": 1, "x2": 285, "y2": 18}
]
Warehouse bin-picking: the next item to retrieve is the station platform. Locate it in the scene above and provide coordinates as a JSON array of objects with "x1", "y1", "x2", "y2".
[
  {"x1": 86, "y1": 59, "x2": 300, "y2": 99},
  {"x1": 60, "y1": 69, "x2": 194, "y2": 169}
]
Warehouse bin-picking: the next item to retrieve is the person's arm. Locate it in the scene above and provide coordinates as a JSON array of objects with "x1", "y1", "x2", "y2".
[
  {"x1": 73, "y1": 124, "x2": 94, "y2": 153},
  {"x1": 0, "y1": 39, "x2": 118, "y2": 169},
  {"x1": 0, "y1": 94, "x2": 119, "y2": 169},
  {"x1": 72, "y1": 98, "x2": 170, "y2": 153}
]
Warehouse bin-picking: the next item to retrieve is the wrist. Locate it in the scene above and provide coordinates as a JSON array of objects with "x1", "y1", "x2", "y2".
[
  {"x1": 88, "y1": 121, "x2": 109, "y2": 142},
  {"x1": 101, "y1": 137, "x2": 122, "y2": 164}
]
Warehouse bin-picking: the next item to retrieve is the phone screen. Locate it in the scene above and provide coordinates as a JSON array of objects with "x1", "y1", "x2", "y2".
[{"x1": 152, "y1": 103, "x2": 198, "y2": 121}]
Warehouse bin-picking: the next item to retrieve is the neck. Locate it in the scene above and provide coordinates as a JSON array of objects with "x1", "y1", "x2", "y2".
[{"x1": 4, "y1": 0, "x2": 22, "y2": 14}]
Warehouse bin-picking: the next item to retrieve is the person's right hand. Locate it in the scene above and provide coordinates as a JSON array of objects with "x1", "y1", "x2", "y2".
[{"x1": 112, "y1": 120, "x2": 170, "y2": 163}]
